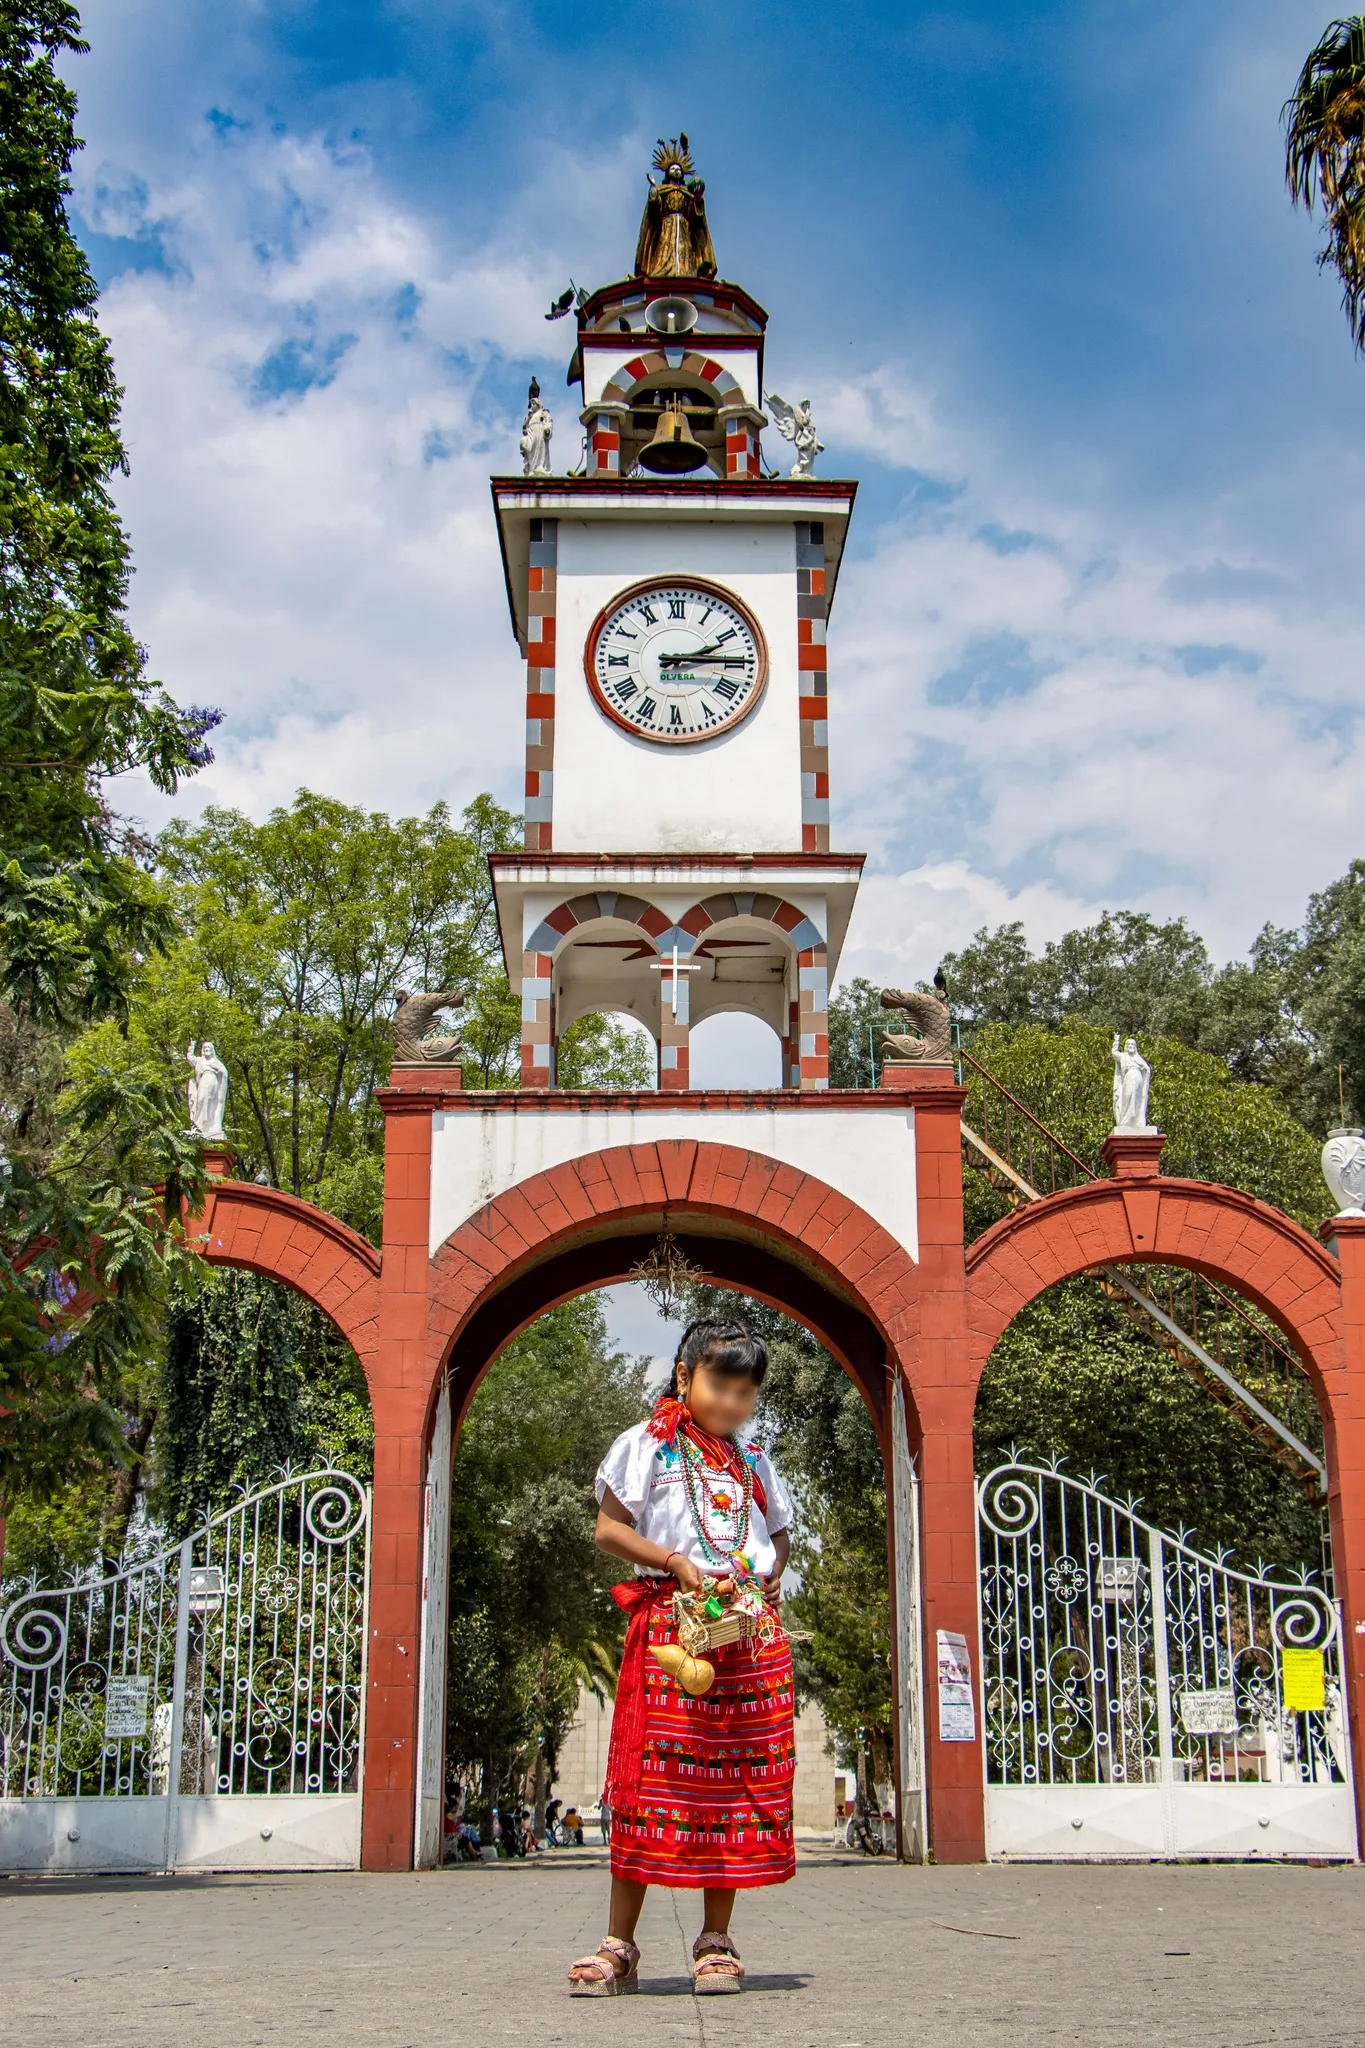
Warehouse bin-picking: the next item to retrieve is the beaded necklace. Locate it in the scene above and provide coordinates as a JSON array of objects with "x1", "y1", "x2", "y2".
[{"x1": 678, "y1": 1429, "x2": 754, "y2": 1565}]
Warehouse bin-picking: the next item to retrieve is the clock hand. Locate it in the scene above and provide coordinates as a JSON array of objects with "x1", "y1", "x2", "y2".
[
  {"x1": 657, "y1": 653, "x2": 749, "y2": 668},
  {"x1": 658, "y1": 638, "x2": 729, "y2": 662}
]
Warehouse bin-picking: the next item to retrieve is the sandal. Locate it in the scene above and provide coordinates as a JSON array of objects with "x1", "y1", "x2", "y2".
[
  {"x1": 692, "y1": 1930, "x2": 744, "y2": 1995},
  {"x1": 568, "y1": 1935, "x2": 640, "y2": 1997}
]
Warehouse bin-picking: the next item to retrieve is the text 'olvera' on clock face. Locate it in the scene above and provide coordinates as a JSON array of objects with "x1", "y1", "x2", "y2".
[{"x1": 587, "y1": 579, "x2": 767, "y2": 743}]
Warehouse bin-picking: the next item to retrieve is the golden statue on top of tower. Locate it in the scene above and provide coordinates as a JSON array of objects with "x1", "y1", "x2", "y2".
[{"x1": 634, "y1": 134, "x2": 717, "y2": 279}]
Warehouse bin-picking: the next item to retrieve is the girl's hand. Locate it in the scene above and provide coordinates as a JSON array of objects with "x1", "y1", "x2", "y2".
[
  {"x1": 761, "y1": 1570, "x2": 783, "y2": 1601},
  {"x1": 668, "y1": 1552, "x2": 706, "y2": 1595}
]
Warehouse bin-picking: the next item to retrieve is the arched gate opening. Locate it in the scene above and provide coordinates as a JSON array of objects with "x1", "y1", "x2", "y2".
[
  {"x1": 963, "y1": 1158, "x2": 1359, "y2": 1861},
  {"x1": 415, "y1": 1199, "x2": 930, "y2": 1871}
]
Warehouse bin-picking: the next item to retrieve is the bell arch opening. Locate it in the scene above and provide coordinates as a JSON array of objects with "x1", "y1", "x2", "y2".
[{"x1": 684, "y1": 1012, "x2": 784, "y2": 1089}]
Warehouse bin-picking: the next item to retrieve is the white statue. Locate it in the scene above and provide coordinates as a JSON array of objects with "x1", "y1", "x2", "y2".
[
  {"x1": 1322, "y1": 1128, "x2": 1365, "y2": 1217},
  {"x1": 765, "y1": 392, "x2": 824, "y2": 478},
  {"x1": 186, "y1": 1040, "x2": 229, "y2": 1141},
  {"x1": 520, "y1": 377, "x2": 553, "y2": 477},
  {"x1": 1111, "y1": 1034, "x2": 1154, "y2": 1133}
]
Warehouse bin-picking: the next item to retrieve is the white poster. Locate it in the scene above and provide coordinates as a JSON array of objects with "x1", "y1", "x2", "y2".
[
  {"x1": 937, "y1": 1628, "x2": 976, "y2": 1743},
  {"x1": 104, "y1": 1673, "x2": 153, "y2": 1740},
  {"x1": 1179, "y1": 1688, "x2": 1237, "y2": 1736}
]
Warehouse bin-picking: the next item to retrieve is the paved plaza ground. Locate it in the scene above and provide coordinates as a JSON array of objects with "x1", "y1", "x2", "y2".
[{"x1": 2, "y1": 1842, "x2": 1363, "y2": 2046}]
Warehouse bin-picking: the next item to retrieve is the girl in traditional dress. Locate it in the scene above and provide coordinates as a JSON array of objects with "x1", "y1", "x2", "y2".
[{"x1": 567, "y1": 1317, "x2": 794, "y2": 1998}]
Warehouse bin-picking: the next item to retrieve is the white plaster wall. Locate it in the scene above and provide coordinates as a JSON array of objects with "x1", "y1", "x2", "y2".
[
  {"x1": 428, "y1": 1104, "x2": 918, "y2": 1260},
  {"x1": 552, "y1": 521, "x2": 802, "y2": 853}
]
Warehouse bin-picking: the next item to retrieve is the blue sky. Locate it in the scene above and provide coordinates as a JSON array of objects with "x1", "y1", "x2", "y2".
[{"x1": 78, "y1": 0, "x2": 1365, "y2": 992}]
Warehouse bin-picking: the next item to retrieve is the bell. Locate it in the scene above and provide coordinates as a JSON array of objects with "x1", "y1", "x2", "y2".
[{"x1": 637, "y1": 399, "x2": 708, "y2": 474}]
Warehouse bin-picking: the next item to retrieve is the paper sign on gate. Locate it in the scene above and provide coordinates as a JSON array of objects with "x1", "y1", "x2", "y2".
[
  {"x1": 103, "y1": 1673, "x2": 153, "y2": 1740},
  {"x1": 936, "y1": 1629, "x2": 976, "y2": 1743},
  {"x1": 1179, "y1": 1687, "x2": 1237, "y2": 1735},
  {"x1": 1281, "y1": 1647, "x2": 1326, "y2": 1712}
]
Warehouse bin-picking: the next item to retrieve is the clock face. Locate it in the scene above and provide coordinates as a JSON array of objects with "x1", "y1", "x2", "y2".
[{"x1": 585, "y1": 577, "x2": 767, "y2": 744}]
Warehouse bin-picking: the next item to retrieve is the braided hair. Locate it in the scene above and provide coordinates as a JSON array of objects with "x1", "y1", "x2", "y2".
[{"x1": 667, "y1": 1315, "x2": 768, "y2": 1397}]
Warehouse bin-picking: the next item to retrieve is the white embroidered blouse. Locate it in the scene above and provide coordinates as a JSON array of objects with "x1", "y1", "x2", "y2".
[{"x1": 595, "y1": 1420, "x2": 795, "y2": 1578}]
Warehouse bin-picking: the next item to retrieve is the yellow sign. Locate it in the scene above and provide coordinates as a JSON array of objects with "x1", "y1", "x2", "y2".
[{"x1": 1281, "y1": 1647, "x2": 1326, "y2": 1712}]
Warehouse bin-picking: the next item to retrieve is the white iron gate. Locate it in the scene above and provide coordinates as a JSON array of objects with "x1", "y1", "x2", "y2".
[
  {"x1": 889, "y1": 1373, "x2": 927, "y2": 1859},
  {"x1": 414, "y1": 1379, "x2": 452, "y2": 1868},
  {"x1": 0, "y1": 1467, "x2": 370, "y2": 1873},
  {"x1": 977, "y1": 1460, "x2": 1356, "y2": 1860}
]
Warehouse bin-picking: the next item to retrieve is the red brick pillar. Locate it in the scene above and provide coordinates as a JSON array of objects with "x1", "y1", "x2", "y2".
[
  {"x1": 361, "y1": 1078, "x2": 438, "y2": 1870},
  {"x1": 522, "y1": 518, "x2": 557, "y2": 853},
  {"x1": 884, "y1": 1065, "x2": 982, "y2": 1859},
  {"x1": 1323, "y1": 1214, "x2": 1365, "y2": 1853},
  {"x1": 583, "y1": 403, "x2": 627, "y2": 476},
  {"x1": 796, "y1": 521, "x2": 829, "y2": 854},
  {"x1": 721, "y1": 406, "x2": 762, "y2": 477}
]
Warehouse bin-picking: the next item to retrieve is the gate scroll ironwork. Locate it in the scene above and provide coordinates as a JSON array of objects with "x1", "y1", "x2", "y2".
[
  {"x1": 1, "y1": 1468, "x2": 369, "y2": 1825},
  {"x1": 977, "y1": 1459, "x2": 1353, "y2": 1858}
]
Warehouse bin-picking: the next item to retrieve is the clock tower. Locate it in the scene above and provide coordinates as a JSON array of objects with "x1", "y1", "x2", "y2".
[{"x1": 491, "y1": 140, "x2": 861, "y2": 1089}]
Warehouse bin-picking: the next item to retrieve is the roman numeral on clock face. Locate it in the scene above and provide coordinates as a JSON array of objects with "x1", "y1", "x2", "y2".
[{"x1": 668, "y1": 598, "x2": 686, "y2": 618}]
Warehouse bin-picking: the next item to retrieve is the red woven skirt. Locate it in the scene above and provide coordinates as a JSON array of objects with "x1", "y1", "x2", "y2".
[{"x1": 608, "y1": 1597, "x2": 796, "y2": 1890}]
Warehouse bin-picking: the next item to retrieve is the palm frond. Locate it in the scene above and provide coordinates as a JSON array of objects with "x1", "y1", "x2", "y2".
[{"x1": 1284, "y1": 18, "x2": 1365, "y2": 347}]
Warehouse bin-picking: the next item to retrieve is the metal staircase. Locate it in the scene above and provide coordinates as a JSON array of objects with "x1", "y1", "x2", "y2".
[{"x1": 959, "y1": 1047, "x2": 1326, "y2": 1496}]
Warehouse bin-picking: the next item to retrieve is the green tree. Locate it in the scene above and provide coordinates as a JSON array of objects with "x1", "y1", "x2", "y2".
[
  {"x1": 927, "y1": 892, "x2": 1355, "y2": 1130},
  {"x1": 827, "y1": 975, "x2": 885, "y2": 1088},
  {"x1": 138, "y1": 790, "x2": 520, "y2": 1234},
  {"x1": 155, "y1": 1270, "x2": 373, "y2": 1537},
  {"x1": 0, "y1": 1058, "x2": 204, "y2": 1530},
  {"x1": 940, "y1": 911, "x2": 1215, "y2": 1040},
  {"x1": 72, "y1": 789, "x2": 653, "y2": 1244},
  {"x1": 1278, "y1": 858, "x2": 1365, "y2": 1126},
  {"x1": 0, "y1": 0, "x2": 213, "y2": 1527},
  {"x1": 974, "y1": 1280, "x2": 1322, "y2": 1579},
  {"x1": 444, "y1": 1297, "x2": 647, "y2": 1817},
  {"x1": 0, "y1": 0, "x2": 214, "y2": 1021},
  {"x1": 1285, "y1": 17, "x2": 1365, "y2": 350},
  {"x1": 961, "y1": 1018, "x2": 1325, "y2": 1228}
]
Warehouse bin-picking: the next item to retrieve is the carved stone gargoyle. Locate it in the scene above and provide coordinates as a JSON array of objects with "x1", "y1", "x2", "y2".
[
  {"x1": 392, "y1": 988, "x2": 465, "y2": 1066},
  {"x1": 876, "y1": 979, "x2": 952, "y2": 1066}
]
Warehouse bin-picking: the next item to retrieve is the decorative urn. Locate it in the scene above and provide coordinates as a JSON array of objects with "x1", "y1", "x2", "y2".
[{"x1": 1322, "y1": 1127, "x2": 1365, "y2": 1217}]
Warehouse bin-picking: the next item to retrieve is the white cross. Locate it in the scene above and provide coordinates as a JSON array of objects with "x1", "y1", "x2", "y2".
[{"x1": 649, "y1": 941, "x2": 703, "y2": 1018}]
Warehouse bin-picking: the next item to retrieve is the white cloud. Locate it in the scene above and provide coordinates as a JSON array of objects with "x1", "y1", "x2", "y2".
[
  {"x1": 85, "y1": 116, "x2": 642, "y2": 827},
  {"x1": 815, "y1": 372, "x2": 1365, "y2": 962},
  {"x1": 74, "y1": 91, "x2": 1365, "y2": 993},
  {"x1": 841, "y1": 862, "x2": 1097, "y2": 990}
]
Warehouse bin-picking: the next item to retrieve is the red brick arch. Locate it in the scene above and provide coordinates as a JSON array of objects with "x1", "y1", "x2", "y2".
[
  {"x1": 194, "y1": 1178, "x2": 381, "y2": 1382},
  {"x1": 964, "y1": 1175, "x2": 1343, "y2": 1407},
  {"x1": 964, "y1": 1173, "x2": 1365, "y2": 1853},
  {"x1": 425, "y1": 1138, "x2": 924, "y2": 1426},
  {"x1": 599, "y1": 349, "x2": 744, "y2": 406}
]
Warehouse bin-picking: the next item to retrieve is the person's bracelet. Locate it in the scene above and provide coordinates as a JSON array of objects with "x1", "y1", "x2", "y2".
[{"x1": 665, "y1": 1551, "x2": 683, "y2": 1576}]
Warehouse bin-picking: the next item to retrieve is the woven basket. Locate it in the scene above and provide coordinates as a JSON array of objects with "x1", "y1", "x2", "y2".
[{"x1": 672, "y1": 1590, "x2": 758, "y2": 1656}]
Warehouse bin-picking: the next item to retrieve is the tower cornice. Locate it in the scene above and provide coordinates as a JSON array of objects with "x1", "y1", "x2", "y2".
[{"x1": 491, "y1": 477, "x2": 857, "y2": 652}]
